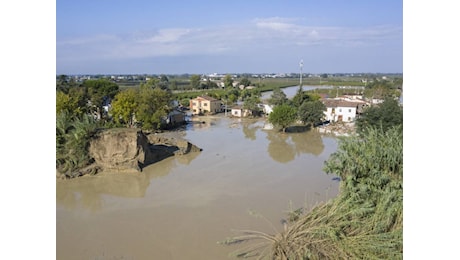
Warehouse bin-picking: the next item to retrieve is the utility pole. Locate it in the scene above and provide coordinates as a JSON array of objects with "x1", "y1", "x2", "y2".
[{"x1": 299, "y1": 59, "x2": 303, "y2": 91}]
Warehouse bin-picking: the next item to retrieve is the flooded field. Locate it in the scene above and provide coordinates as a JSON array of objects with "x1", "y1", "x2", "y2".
[{"x1": 56, "y1": 116, "x2": 340, "y2": 259}]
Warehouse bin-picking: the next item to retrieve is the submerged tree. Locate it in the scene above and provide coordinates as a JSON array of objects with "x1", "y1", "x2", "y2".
[{"x1": 268, "y1": 104, "x2": 297, "y2": 132}]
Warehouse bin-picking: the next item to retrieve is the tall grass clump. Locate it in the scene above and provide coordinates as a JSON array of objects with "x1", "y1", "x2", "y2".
[{"x1": 221, "y1": 126, "x2": 402, "y2": 259}]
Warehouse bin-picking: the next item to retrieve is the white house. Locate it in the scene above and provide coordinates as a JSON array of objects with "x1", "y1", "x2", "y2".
[
  {"x1": 230, "y1": 106, "x2": 251, "y2": 117},
  {"x1": 322, "y1": 99, "x2": 361, "y2": 122},
  {"x1": 260, "y1": 104, "x2": 274, "y2": 115}
]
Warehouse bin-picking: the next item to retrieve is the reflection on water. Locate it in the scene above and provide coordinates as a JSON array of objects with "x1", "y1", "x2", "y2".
[
  {"x1": 242, "y1": 120, "x2": 258, "y2": 140},
  {"x1": 57, "y1": 116, "x2": 340, "y2": 260},
  {"x1": 266, "y1": 130, "x2": 296, "y2": 163},
  {"x1": 290, "y1": 128, "x2": 325, "y2": 156},
  {"x1": 265, "y1": 126, "x2": 325, "y2": 163},
  {"x1": 56, "y1": 151, "x2": 202, "y2": 211},
  {"x1": 56, "y1": 172, "x2": 150, "y2": 211}
]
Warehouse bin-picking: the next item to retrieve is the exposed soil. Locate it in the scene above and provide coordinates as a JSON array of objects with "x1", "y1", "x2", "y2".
[{"x1": 57, "y1": 128, "x2": 202, "y2": 179}]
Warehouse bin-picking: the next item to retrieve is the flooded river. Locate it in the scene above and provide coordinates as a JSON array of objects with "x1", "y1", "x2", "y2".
[
  {"x1": 260, "y1": 85, "x2": 333, "y2": 100},
  {"x1": 56, "y1": 115, "x2": 340, "y2": 260}
]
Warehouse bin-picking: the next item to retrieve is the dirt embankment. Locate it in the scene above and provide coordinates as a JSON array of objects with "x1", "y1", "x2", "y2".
[{"x1": 58, "y1": 128, "x2": 201, "y2": 178}]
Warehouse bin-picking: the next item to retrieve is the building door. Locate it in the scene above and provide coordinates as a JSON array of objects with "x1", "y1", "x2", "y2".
[{"x1": 338, "y1": 115, "x2": 343, "y2": 122}]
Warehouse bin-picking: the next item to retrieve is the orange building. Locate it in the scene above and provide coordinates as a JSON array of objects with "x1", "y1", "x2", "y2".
[{"x1": 189, "y1": 95, "x2": 222, "y2": 115}]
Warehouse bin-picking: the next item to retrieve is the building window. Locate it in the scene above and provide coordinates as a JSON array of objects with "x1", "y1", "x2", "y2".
[
  {"x1": 332, "y1": 108, "x2": 335, "y2": 114},
  {"x1": 348, "y1": 117, "x2": 351, "y2": 121},
  {"x1": 192, "y1": 102, "x2": 197, "y2": 106},
  {"x1": 339, "y1": 108, "x2": 342, "y2": 112},
  {"x1": 348, "y1": 109, "x2": 352, "y2": 112},
  {"x1": 204, "y1": 103, "x2": 208, "y2": 106}
]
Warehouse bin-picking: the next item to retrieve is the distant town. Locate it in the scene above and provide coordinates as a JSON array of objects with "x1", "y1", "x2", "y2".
[{"x1": 57, "y1": 72, "x2": 402, "y2": 84}]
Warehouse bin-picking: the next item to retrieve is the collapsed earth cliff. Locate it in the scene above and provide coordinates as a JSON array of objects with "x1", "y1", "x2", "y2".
[{"x1": 58, "y1": 128, "x2": 201, "y2": 178}]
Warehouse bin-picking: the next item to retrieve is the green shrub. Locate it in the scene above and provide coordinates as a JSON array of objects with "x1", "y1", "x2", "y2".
[{"x1": 56, "y1": 112, "x2": 98, "y2": 177}]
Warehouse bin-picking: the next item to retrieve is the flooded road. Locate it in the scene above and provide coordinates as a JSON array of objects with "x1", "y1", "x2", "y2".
[{"x1": 56, "y1": 116, "x2": 340, "y2": 260}]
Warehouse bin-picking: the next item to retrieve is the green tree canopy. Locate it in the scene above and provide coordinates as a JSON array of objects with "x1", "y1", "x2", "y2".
[
  {"x1": 190, "y1": 74, "x2": 201, "y2": 89},
  {"x1": 241, "y1": 88, "x2": 260, "y2": 101},
  {"x1": 356, "y1": 97, "x2": 403, "y2": 134},
  {"x1": 241, "y1": 88, "x2": 262, "y2": 116},
  {"x1": 56, "y1": 74, "x2": 77, "y2": 93},
  {"x1": 82, "y1": 79, "x2": 119, "y2": 120},
  {"x1": 56, "y1": 87, "x2": 88, "y2": 119},
  {"x1": 298, "y1": 100, "x2": 326, "y2": 127},
  {"x1": 142, "y1": 78, "x2": 160, "y2": 89},
  {"x1": 224, "y1": 74, "x2": 234, "y2": 88},
  {"x1": 291, "y1": 88, "x2": 318, "y2": 108},
  {"x1": 239, "y1": 77, "x2": 251, "y2": 87},
  {"x1": 268, "y1": 104, "x2": 297, "y2": 132},
  {"x1": 180, "y1": 98, "x2": 191, "y2": 108},
  {"x1": 226, "y1": 88, "x2": 240, "y2": 104},
  {"x1": 268, "y1": 87, "x2": 288, "y2": 106},
  {"x1": 110, "y1": 88, "x2": 139, "y2": 127},
  {"x1": 243, "y1": 95, "x2": 262, "y2": 117},
  {"x1": 363, "y1": 79, "x2": 399, "y2": 99},
  {"x1": 136, "y1": 87, "x2": 173, "y2": 130},
  {"x1": 158, "y1": 75, "x2": 170, "y2": 90},
  {"x1": 169, "y1": 80, "x2": 178, "y2": 90},
  {"x1": 204, "y1": 78, "x2": 218, "y2": 89}
]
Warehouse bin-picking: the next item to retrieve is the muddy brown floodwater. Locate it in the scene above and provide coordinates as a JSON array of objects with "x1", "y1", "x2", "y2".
[{"x1": 56, "y1": 115, "x2": 340, "y2": 260}]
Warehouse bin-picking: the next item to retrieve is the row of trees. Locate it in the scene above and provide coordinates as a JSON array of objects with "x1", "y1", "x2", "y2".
[
  {"x1": 56, "y1": 77, "x2": 175, "y2": 130},
  {"x1": 169, "y1": 74, "x2": 253, "y2": 91},
  {"x1": 363, "y1": 78, "x2": 402, "y2": 99},
  {"x1": 267, "y1": 87, "x2": 327, "y2": 132},
  {"x1": 56, "y1": 77, "x2": 120, "y2": 121}
]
